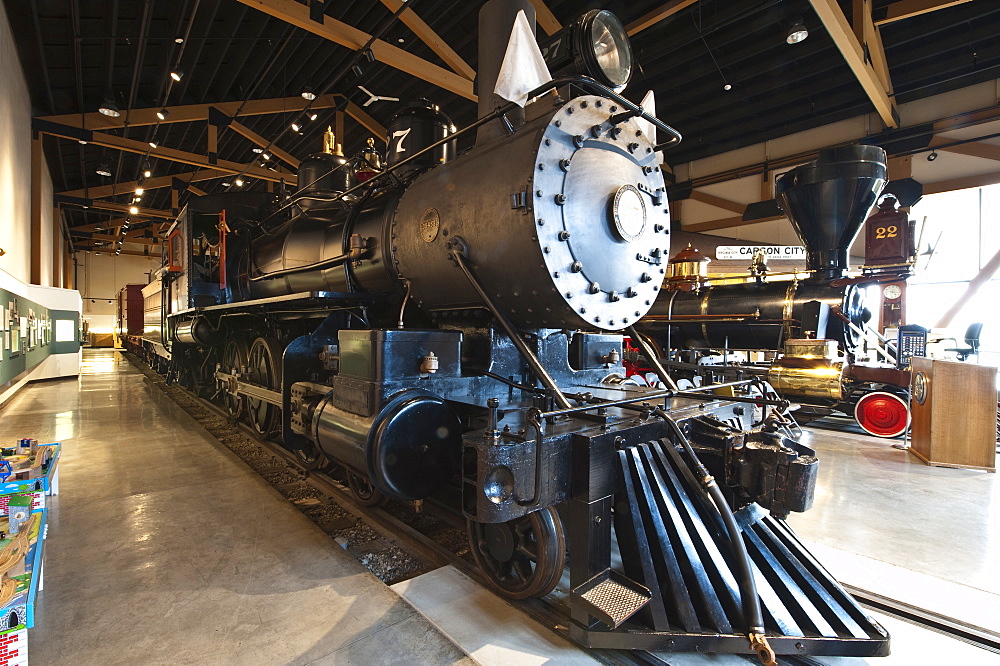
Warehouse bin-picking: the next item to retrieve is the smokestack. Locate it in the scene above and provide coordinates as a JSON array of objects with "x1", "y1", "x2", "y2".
[
  {"x1": 477, "y1": 0, "x2": 536, "y2": 144},
  {"x1": 775, "y1": 145, "x2": 887, "y2": 281}
]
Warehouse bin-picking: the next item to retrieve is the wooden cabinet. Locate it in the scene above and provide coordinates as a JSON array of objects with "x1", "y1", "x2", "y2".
[{"x1": 909, "y1": 357, "x2": 997, "y2": 472}]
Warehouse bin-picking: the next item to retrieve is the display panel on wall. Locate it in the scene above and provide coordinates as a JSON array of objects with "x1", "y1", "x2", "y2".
[{"x1": 0, "y1": 287, "x2": 80, "y2": 389}]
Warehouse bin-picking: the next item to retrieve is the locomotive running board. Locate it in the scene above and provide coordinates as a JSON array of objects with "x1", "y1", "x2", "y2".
[{"x1": 569, "y1": 437, "x2": 891, "y2": 657}]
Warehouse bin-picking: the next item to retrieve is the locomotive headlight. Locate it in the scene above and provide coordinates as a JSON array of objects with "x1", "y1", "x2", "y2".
[{"x1": 541, "y1": 10, "x2": 633, "y2": 90}]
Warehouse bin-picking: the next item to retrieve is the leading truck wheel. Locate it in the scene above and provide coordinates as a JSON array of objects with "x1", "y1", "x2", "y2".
[
  {"x1": 468, "y1": 507, "x2": 566, "y2": 600},
  {"x1": 854, "y1": 391, "x2": 910, "y2": 438}
]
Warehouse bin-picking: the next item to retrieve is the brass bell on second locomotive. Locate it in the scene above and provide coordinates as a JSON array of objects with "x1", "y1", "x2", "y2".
[{"x1": 666, "y1": 243, "x2": 711, "y2": 292}]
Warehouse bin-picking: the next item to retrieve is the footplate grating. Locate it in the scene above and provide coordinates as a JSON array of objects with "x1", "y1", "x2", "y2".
[{"x1": 572, "y1": 569, "x2": 651, "y2": 629}]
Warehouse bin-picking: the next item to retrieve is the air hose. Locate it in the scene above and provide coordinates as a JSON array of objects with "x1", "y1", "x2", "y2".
[{"x1": 654, "y1": 409, "x2": 777, "y2": 666}]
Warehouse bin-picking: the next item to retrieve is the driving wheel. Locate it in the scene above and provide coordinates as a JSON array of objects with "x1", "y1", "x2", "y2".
[{"x1": 246, "y1": 336, "x2": 282, "y2": 436}]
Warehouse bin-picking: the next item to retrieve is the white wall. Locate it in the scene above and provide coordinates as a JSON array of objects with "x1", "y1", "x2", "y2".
[
  {"x1": 76, "y1": 252, "x2": 158, "y2": 333},
  {"x1": 0, "y1": 0, "x2": 32, "y2": 283},
  {"x1": 0, "y1": 1, "x2": 58, "y2": 286}
]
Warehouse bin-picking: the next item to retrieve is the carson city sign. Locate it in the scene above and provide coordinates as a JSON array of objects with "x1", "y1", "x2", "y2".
[{"x1": 715, "y1": 245, "x2": 806, "y2": 261}]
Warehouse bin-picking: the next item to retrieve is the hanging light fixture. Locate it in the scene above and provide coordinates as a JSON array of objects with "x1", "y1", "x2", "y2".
[
  {"x1": 301, "y1": 88, "x2": 316, "y2": 101},
  {"x1": 98, "y1": 96, "x2": 121, "y2": 118},
  {"x1": 143, "y1": 161, "x2": 152, "y2": 178},
  {"x1": 291, "y1": 121, "x2": 301, "y2": 132},
  {"x1": 234, "y1": 177, "x2": 245, "y2": 187},
  {"x1": 96, "y1": 160, "x2": 113, "y2": 177},
  {"x1": 156, "y1": 108, "x2": 169, "y2": 120},
  {"x1": 129, "y1": 205, "x2": 139, "y2": 215},
  {"x1": 135, "y1": 187, "x2": 144, "y2": 196},
  {"x1": 170, "y1": 67, "x2": 185, "y2": 82},
  {"x1": 786, "y1": 18, "x2": 808, "y2": 44},
  {"x1": 149, "y1": 141, "x2": 158, "y2": 149}
]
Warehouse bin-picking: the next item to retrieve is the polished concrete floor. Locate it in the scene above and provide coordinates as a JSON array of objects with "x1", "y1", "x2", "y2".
[
  {"x1": 1, "y1": 350, "x2": 470, "y2": 665},
  {"x1": 3, "y1": 349, "x2": 998, "y2": 663},
  {"x1": 787, "y1": 420, "x2": 1000, "y2": 592}
]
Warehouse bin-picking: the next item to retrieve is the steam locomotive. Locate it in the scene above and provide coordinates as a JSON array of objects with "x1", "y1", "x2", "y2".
[
  {"x1": 122, "y1": 2, "x2": 889, "y2": 660},
  {"x1": 635, "y1": 145, "x2": 915, "y2": 438}
]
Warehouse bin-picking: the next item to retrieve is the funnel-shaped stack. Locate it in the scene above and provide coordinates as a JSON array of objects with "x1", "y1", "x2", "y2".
[{"x1": 776, "y1": 145, "x2": 887, "y2": 280}]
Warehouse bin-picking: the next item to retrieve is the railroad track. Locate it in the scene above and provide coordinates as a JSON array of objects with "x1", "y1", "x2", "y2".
[{"x1": 126, "y1": 352, "x2": 1000, "y2": 665}]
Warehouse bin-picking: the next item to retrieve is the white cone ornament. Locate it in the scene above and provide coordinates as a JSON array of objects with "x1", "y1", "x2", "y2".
[
  {"x1": 494, "y1": 10, "x2": 553, "y2": 107},
  {"x1": 638, "y1": 89, "x2": 664, "y2": 164}
]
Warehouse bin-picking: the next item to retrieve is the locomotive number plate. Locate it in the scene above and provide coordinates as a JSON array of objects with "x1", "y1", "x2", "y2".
[{"x1": 420, "y1": 208, "x2": 441, "y2": 242}]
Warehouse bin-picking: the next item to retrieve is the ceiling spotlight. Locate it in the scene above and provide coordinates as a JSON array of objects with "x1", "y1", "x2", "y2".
[
  {"x1": 144, "y1": 168, "x2": 152, "y2": 178},
  {"x1": 96, "y1": 161, "x2": 113, "y2": 177},
  {"x1": 262, "y1": 153, "x2": 270, "y2": 160},
  {"x1": 149, "y1": 141, "x2": 158, "y2": 149},
  {"x1": 291, "y1": 122, "x2": 301, "y2": 132},
  {"x1": 129, "y1": 206, "x2": 139, "y2": 215},
  {"x1": 252, "y1": 147, "x2": 264, "y2": 154},
  {"x1": 135, "y1": 187, "x2": 144, "y2": 196},
  {"x1": 786, "y1": 19, "x2": 808, "y2": 45},
  {"x1": 156, "y1": 108, "x2": 169, "y2": 120},
  {"x1": 301, "y1": 89, "x2": 316, "y2": 101},
  {"x1": 927, "y1": 151, "x2": 938, "y2": 161},
  {"x1": 170, "y1": 67, "x2": 184, "y2": 82},
  {"x1": 222, "y1": 181, "x2": 231, "y2": 187},
  {"x1": 723, "y1": 83, "x2": 733, "y2": 91},
  {"x1": 234, "y1": 178, "x2": 244, "y2": 187},
  {"x1": 174, "y1": 37, "x2": 184, "y2": 44},
  {"x1": 308, "y1": 112, "x2": 318, "y2": 121},
  {"x1": 78, "y1": 139, "x2": 88, "y2": 145},
  {"x1": 98, "y1": 97, "x2": 121, "y2": 118}
]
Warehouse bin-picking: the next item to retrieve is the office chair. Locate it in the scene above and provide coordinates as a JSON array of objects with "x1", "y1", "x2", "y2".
[{"x1": 944, "y1": 322, "x2": 983, "y2": 361}]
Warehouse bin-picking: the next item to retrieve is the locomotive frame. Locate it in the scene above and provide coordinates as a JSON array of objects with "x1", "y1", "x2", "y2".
[{"x1": 119, "y1": 4, "x2": 889, "y2": 661}]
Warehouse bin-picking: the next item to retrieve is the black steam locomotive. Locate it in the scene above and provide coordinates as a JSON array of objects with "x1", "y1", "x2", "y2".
[
  {"x1": 636, "y1": 145, "x2": 914, "y2": 438},
  {"x1": 123, "y1": 2, "x2": 888, "y2": 660}
]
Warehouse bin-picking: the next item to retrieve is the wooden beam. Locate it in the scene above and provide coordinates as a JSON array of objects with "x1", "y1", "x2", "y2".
[
  {"x1": 688, "y1": 190, "x2": 746, "y2": 214},
  {"x1": 935, "y1": 245, "x2": 1000, "y2": 328},
  {"x1": 37, "y1": 124, "x2": 294, "y2": 185},
  {"x1": 228, "y1": 119, "x2": 300, "y2": 168},
  {"x1": 237, "y1": 0, "x2": 475, "y2": 101},
  {"x1": 78, "y1": 200, "x2": 173, "y2": 219},
  {"x1": 58, "y1": 168, "x2": 228, "y2": 200},
  {"x1": 875, "y1": 0, "x2": 972, "y2": 26},
  {"x1": 30, "y1": 136, "x2": 43, "y2": 285},
  {"x1": 72, "y1": 233, "x2": 161, "y2": 246},
  {"x1": 67, "y1": 218, "x2": 130, "y2": 233},
  {"x1": 808, "y1": 0, "x2": 898, "y2": 128},
  {"x1": 41, "y1": 95, "x2": 338, "y2": 131},
  {"x1": 39, "y1": 93, "x2": 383, "y2": 137},
  {"x1": 526, "y1": 0, "x2": 562, "y2": 36},
  {"x1": 924, "y1": 171, "x2": 1000, "y2": 195},
  {"x1": 929, "y1": 136, "x2": 1000, "y2": 161},
  {"x1": 626, "y1": 0, "x2": 698, "y2": 36},
  {"x1": 76, "y1": 246, "x2": 155, "y2": 258},
  {"x1": 685, "y1": 214, "x2": 784, "y2": 233},
  {"x1": 379, "y1": 0, "x2": 475, "y2": 79},
  {"x1": 187, "y1": 184, "x2": 208, "y2": 197},
  {"x1": 343, "y1": 101, "x2": 387, "y2": 141}
]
